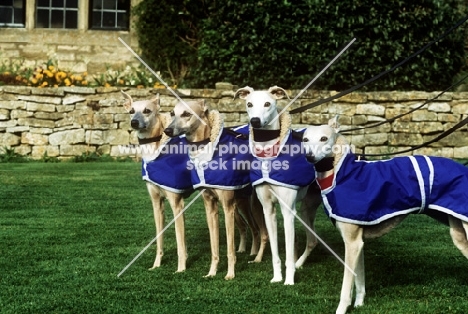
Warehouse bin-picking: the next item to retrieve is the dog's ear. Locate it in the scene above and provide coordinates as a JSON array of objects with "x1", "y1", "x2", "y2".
[
  {"x1": 150, "y1": 93, "x2": 161, "y2": 112},
  {"x1": 199, "y1": 99, "x2": 209, "y2": 117},
  {"x1": 234, "y1": 86, "x2": 254, "y2": 99},
  {"x1": 121, "y1": 90, "x2": 133, "y2": 112},
  {"x1": 328, "y1": 115, "x2": 341, "y2": 132},
  {"x1": 268, "y1": 86, "x2": 290, "y2": 100}
]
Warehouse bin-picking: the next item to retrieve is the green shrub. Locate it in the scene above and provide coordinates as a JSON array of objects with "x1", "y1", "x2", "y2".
[
  {"x1": 133, "y1": 0, "x2": 208, "y2": 86},
  {"x1": 190, "y1": 0, "x2": 466, "y2": 90}
]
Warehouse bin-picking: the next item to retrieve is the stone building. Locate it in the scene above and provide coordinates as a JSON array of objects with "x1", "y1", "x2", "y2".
[{"x1": 0, "y1": 0, "x2": 142, "y2": 74}]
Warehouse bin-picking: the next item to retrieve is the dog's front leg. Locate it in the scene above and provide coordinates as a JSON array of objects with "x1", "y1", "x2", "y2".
[
  {"x1": 202, "y1": 190, "x2": 219, "y2": 278},
  {"x1": 275, "y1": 186, "x2": 298, "y2": 285},
  {"x1": 219, "y1": 190, "x2": 237, "y2": 280},
  {"x1": 166, "y1": 191, "x2": 187, "y2": 273},
  {"x1": 336, "y1": 222, "x2": 364, "y2": 314},
  {"x1": 256, "y1": 185, "x2": 282, "y2": 283},
  {"x1": 146, "y1": 183, "x2": 165, "y2": 270}
]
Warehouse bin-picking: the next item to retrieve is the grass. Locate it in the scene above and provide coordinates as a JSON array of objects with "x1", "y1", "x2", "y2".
[{"x1": 1, "y1": 162, "x2": 468, "y2": 313}]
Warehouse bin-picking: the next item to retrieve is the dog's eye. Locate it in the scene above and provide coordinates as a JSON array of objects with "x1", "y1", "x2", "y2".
[
  {"x1": 320, "y1": 136, "x2": 328, "y2": 142},
  {"x1": 170, "y1": 111, "x2": 175, "y2": 117},
  {"x1": 264, "y1": 102, "x2": 271, "y2": 107},
  {"x1": 303, "y1": 138, "x2": 309, "y2": 143},
  {"x1": 129, "y1": 108, "x2": 135, "y2": 114},
  {"x1": 181, "y1": 111, "x2": 192, "y2": 118},
  {"x1": 143, "y1": 108, "x2": 152, "y2": 114},
  {"x1": 247, "y1": 102, "x2": 253, "y2": 108}
]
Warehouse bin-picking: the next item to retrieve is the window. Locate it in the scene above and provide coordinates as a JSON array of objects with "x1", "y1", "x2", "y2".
[
  {"x1": 90, "y1": 0, "x2": 130, "y2": 30},
  {"x1": 36, "y1": 0, "x2": 78, "y2": 29},
  {"x1": 0, "y1": 0, "x2": 25, "y2": 28}
]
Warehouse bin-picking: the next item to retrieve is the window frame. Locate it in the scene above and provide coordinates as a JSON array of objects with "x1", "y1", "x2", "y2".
[
  {"x1": 89, "y1": 0, "x2": 130, "y2": 31},
  {"x1": 0, "y1": 0, "x2": 26, "y2": 28},
  {"x1": 35, "y1": 0, "x2": 79, "y2": 29}
]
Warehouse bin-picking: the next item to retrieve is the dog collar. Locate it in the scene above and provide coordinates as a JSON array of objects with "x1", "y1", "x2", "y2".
[
  {"x1": 314, "y1": 157, "x2": 335, "y2": 172},
  {"x1": 138, "y1": 135, "x2": 163, "y2": 145},
  {"x1": 252, "y1": 128, "x2": 281, "y2": 142},
  {"x1": 187, "y1": 138, "x2": 210, "y2": 149}
]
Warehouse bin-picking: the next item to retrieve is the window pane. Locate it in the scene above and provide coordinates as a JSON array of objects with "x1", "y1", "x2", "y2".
[
  {"x1": 117, "y1": 0, "x2": 128, "y2": 11},
  {"x1": 92, "y1": 12, "x2": 101, "y2": 28},
  {"x1": 67, "y1": 0, "x2": 78, "y2": 8},
  {"x1": 92, "y1": 0, "x2": 103, "y2": 10},
  {"x1": 52, "y1": 0, "x2": 62, "y2": 8},
  {"x1": 13, "y1": 8, "x2": 23, "y2": 24},
  {"x1": 13, "y1": 0, "x2": 23, "y2": 9},
  {"x1": 65, "y1": 11, "x2": 77, "y2": 28},
  {"x1": 37, "y1": 0, "x2": 49, "y2": 6},
  {"x1": 102, "y1": 12, "x2": 115, "y2": 27},
  {"x1": 36, "y1": 9, "x2": 49, "y2": 28},
  {"x1": 51, "y1": 10, "x2": 63, "y2": 28},
  {"x1": 0, "y1": 8, "x2": 13, "y2": 24},
  {"x1": 117, "y1": 12, "x2": 128, "y2": 29},
  {"x1": 2, "y1": 0, "x2": 13, "y2": 6},
  {"x1": 103, "y1": 0, "x2": 116, "y2": 10}
]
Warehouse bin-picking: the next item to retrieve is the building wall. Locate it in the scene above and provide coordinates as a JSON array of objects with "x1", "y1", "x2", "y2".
[
  {"x1": 0, "y1": 85, "x2": 467, "y2": 160},
  {"x1": 0, "y1": 0, "x2": 141, "y2": 74}
]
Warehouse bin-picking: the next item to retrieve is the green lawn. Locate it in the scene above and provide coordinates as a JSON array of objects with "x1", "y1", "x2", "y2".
[{"x1": 1, "y1": 162, "x2": 468, "y2": 313}]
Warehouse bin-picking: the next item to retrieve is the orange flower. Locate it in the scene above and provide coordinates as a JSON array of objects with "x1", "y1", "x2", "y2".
[
  {"x1": 44, "y1": 70, "x2": 54, "y2": 78},
  {"x1": 41, "y1": 81, "x2": 48, "y2": 87},
  {"x1": 104, "y1": 82, "x2": 111, "y2": 87},
  {"x1": 64, "y1": 78, "x2": 71, "y2": 86}
]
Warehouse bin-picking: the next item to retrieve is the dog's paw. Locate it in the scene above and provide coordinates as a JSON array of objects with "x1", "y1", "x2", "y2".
[{"x1": 270, "y1": 276, "x2": 283, "y2": 283}]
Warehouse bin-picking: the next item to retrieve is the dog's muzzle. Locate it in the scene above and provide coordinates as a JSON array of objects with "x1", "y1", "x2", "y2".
[
  {"x1": 250, "y1": 117, "x2": 262, "y2": 128},
  {"x1": 164, "y1": 127, "x2": 174, "y2": 137},
  {"x1": 305, "y1": 152, "x2": 316, "y2": 163},
  {"x1": 131, "y1": 119, "x2": 140, "y2": 129}
]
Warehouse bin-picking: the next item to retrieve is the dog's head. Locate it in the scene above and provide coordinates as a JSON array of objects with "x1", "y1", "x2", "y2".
[
  {"x1": 302, "y1": 116, "x2": 341, "y2": 163},
  {"x1": 164, "y1": 99, "x2": 208, "y2": 137},
  {"x1": 122, "y1": 91, "x2": 160, "y2": 130},
  {"x1": 234, "y1": 86, "x2": 289, "y2": 128}
]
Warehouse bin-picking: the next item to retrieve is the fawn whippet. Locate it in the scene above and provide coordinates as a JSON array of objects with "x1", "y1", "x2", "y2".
[{"x1": 303, "y1": 116, "x2": 468, "y2": 314}]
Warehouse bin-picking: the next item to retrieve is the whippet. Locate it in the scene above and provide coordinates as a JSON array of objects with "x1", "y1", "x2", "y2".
[
  {"x1": 303, "y1": 116, "x2": 468, "y2": 314},
  {"x1": 164, "y1": 99, "x2": 267, "y2": 279},
  {"x1": 122, "y1": 91, "x2": 193, "y2": 273},
  {"x1": 234, "y1": 86, "x2": 321, "y2": 285}
]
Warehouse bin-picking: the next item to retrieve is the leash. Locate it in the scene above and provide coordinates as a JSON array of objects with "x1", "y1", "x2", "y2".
[
  {"x1": 341, "y1": 73, "x2": 468, "y2": 134},
  {"x1": 356, "y1": 115, "x2": 468, "y2": 158},
  {"x1": 289, "y1": 15, "x2": 468, "y2": 115}
]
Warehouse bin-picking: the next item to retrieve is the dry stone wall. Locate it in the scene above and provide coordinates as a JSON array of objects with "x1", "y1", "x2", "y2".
[{"x1": 1, "y1": 85, "x2": 468, "y2": 160}]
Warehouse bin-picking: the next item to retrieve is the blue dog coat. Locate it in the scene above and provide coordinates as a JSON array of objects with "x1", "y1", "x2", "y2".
[
  {"x1": 320, "y1": 149, "x2": 468, "y2": 225},
  {"x1": 249, "y1": 122, "x2": 316, "y2": 190},
  {"x1": 188, "y1": 115, "x2": 251, "y2": 190},
  {"x1": 142, "y1": 136, "x2": 193, "y2": 193}
]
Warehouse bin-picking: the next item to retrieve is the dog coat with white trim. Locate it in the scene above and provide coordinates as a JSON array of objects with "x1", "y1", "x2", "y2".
[
  {"x1": 142, "y1": 136, "x2": 193, "y2": 193},
  {"x1": 249, "y1": 118, "x2": 316, "y2": 190},
  {"x1": 319, "y1": 150, "x2": 468, "y2": 225},
  {"x1": 188, "y1": 117, "x2": 252, "y2": 190}
]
